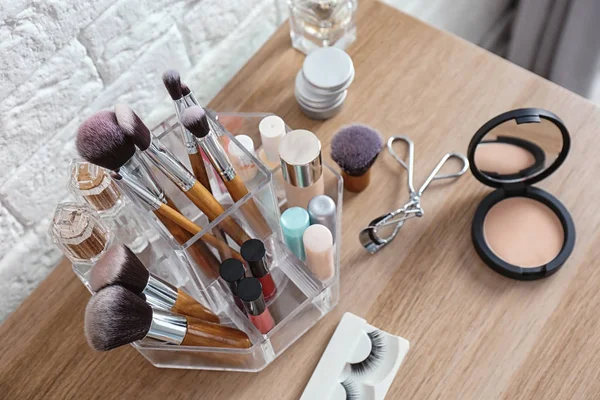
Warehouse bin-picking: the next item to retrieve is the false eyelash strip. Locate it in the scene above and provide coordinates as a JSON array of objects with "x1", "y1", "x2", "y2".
[
  {"x1": 350, "y1": 330, "x2": 386, "y2": 375},
  {"x1": 341, "y1": 379, "x2": 360, "y2": 400}
]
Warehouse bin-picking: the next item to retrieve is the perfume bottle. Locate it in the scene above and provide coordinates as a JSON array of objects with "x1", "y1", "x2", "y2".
[
  {"x1": 288, "y1": 0, "x2": 358, "y2": 54},
  {"x1": 68, "y1": 160, "x2": 149, "y2": 254}
]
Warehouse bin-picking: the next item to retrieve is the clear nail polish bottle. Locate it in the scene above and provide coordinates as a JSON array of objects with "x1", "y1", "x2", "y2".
[
  {"x1": 288, "y1": 0, "x2": 358, "y2": 54},
  {"x1": 68, "y1": 160, "x2": 149, "y2": 254}
]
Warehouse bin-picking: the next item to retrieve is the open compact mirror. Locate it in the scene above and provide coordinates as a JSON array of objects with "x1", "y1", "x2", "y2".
[{"x1": 467, "y1": 108, "x2": 575, "y2": 280}]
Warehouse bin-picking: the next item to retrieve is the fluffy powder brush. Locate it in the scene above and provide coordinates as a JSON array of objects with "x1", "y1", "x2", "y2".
[{"x1": 331, "y1": 124, "x2": 383, "y2": 193}]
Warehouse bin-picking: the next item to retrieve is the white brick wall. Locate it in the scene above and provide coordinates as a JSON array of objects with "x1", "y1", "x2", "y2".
[{"x1": 0, "y1": 0, "x2": 503, "y2": 321}]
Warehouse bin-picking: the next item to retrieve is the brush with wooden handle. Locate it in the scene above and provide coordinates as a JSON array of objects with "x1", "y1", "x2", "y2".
[
  {"x1": 163, "y1": 70, "x2": 213, "y2": 192},
  {"x1": 112, "y1": 172, "x2": 244, "y2": 263},
  {"x1": 114, "y1": 104, "x2": 251, "y2": 246},
  {"x1": 85, "y1": 285, "x2": 252, "y2": 351},
  {"x1": 90, "y1": 244, "x2": 220, "y2": 323},
  {"x1": 181, "y1": 106, "x2": 272, "y2": 240}
]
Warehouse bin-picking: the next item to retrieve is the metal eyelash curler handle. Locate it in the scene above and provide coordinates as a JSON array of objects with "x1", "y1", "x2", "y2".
[{"x1": 359, "y1": 136, "x2": 469, "y2": 254}]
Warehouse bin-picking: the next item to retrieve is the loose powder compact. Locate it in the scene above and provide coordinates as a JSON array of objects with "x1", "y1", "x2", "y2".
[{"x1": 468, "y1": 108, "x2": 575, "y2": 280}]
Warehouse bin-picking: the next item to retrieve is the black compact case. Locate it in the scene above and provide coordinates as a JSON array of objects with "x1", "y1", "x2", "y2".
[{"x1": 467, "y1": 108, "x2": 575, "y2": 280}]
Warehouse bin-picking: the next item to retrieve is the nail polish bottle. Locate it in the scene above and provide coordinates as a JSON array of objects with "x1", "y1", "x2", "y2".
[
  {"x1": 240, "y1": 239, "x2": 277, "y2": 301},
  {"x1": 280, "y1": 207, "x2": 311, "y2": 261},
  {"x1": 219, "y1": 258, "x2": 246, "y2": 311},
  {"x1": 258, "y1": 115, "x2": 287, "y2": 200},
  {"x1": 303, "y1": 224, "x2": 335, "y2": 282},
  {"x1": 279, "y1": 129, "x2": 324, "y2": 209},
  {"x1": 68, "y1": 160, "x2": 148, "y2": 254},
  {"x1": 307, "y1": 195, "x2": 337, "y2": 238},
  {"x1": 238, "y1": 277, "x2": 275, "y2": 334}
]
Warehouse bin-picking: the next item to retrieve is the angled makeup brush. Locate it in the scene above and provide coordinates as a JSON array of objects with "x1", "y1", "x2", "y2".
[
  {"x1": 163, "y1": 70, "x2": 212, "y2": 192},
  {"x1": 181, "y1": 106, "x2": 272, "y2": 239},
  {"x1": 85, "y1": 285, "x2": 252, "y2": 351},
  {"x1": 115, "y1": 104, "x2": 250, "y2": 246},
  {"x1": 90, "y1": 244, "x2": 220, "y2": 322},
  {"x1": 331, "y1": 124, "x2": 383, "y2": 193},
  {"x1": 180, "y1": 82, "x2": 191, "y2": 97}
]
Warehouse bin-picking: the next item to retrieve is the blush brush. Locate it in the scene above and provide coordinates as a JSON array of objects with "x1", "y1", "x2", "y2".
[
  {"x1": 90, "y1": 244, "x2": 220, "y2": 322},
  {"x1": 113, "y1": 104, "x2": 250, "y2": 246},
  {"x1": 181, "y1": 106, "x2": 272, "y2": 239},
  {"x1": 163, "y1": 70, "x2": 212, "y2": 192},
  {"x1": 85, "y1": 285, "x2": 252, "y2": 351},
  {"x1": 331, "y1": 124, "x2": 383, "y2": 193}
]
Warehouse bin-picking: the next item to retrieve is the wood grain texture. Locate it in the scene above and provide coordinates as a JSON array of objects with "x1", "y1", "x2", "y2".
[
  {"x1": 188, "y1": 151, "x2": 212, "y2": 194},
  {"x1": 3, "y1": 2, "x2": 600, "y2": 399},
  {"x1": 181, "y1": 317, "x2": 252, "y2": 349},
  {"x1": 172, "y1": 289, "x2": 220, "y2": 324}
]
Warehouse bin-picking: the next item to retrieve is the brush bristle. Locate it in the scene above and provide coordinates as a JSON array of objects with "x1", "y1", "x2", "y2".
[
  {"x1": 180, "y1": 106, "x2": 211, "y2": 138},
  {"x1": 76, "y1": 111, "x2": 136, "y2": 170},
  {"x1": 162, "y1": 69, "x2": 182, "y2": 100},
  {"x1": 180, "y1": 82, "x2": 191, "y2": 96},
  {"x1": 114, "y1": 104, "x2": 152, "y2": 150},
  {"x1": 90, "y1": 244, "x2": 150, "y2": 293},
  {"x1": 331, "y1": 124, "x2": 383, "y2": 176},
  {"x1": 84, "y1": 285, "x2": 153, "y2": 351}
]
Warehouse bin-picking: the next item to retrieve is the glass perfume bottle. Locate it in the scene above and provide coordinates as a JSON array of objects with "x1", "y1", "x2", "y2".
[
  {"x1": 68, "y1": 160, "x2": 149, "y2": 254},
  {"x1": 288, "y1": 0, "x2": 358, "y2": 54}
]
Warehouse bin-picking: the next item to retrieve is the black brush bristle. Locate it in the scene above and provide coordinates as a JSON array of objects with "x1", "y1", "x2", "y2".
[
  {"x1": 350, "y1": 330, "x2": 386, "y2": 375},
  {"x1": 181, "y1": 82, "x2": 191, "y2": 96},
  {"x1": 84, "y1": 285, "x2": 153, "y2": 351},
  {"x1": 76, "y1": 110, "x2": 136, "y2": 170},
  {"x1": 89, "y1": 244, "x2": 150, "y2": 293},
  {"x1": 341, "y1": 379, "x2": 360, "y2": 400},
  {"x1": 180, "y1": 105, "x2": 211, "y2": 138},
  {"x1": 331, "y1": 124, "x2": 383, "y2": 176},
  {"x1": 114, "y1": 103, "x2": 152, "y2": 150},
  {"x1": 162, "y1": 69, "x2": 183, "y2": 100}
]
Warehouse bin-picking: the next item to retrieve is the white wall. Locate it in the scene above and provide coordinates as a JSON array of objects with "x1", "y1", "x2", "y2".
[{"x1": 0, "y1": 0, "x2": 506, "y2": 321}]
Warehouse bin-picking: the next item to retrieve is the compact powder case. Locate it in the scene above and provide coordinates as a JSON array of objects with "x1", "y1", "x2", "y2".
[{"x1": 468, "y1": 108, "x2": 575, "y2": 280}]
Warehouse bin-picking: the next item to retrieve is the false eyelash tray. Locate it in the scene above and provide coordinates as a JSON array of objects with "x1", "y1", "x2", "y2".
[{"x1": 301, "y1": 313, "x2": 410, "y2": 400}]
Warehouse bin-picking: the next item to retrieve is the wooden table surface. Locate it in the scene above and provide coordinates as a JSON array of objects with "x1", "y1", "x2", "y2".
[{"x1": 3, "y1": 2, "x2": 600, "y2": 399}]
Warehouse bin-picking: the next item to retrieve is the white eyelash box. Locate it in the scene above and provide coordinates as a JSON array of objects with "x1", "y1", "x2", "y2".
[{"x1": 300, "y1": 312, "x2": 410, "y2": 400}]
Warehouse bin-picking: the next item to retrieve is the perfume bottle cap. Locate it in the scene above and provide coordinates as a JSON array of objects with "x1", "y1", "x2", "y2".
[
  {"x1": 237, "y1": 277, "x2": 266, "y2": 316},
  {"x1": 68, "y1": 160, "x2": 121, "y2": 211},
  {"x1": 279, "y1": 129, "x2": 323, "y2": 188},
  {"x1": 240, "y1": 239, "x2": 269, "y2": 278},
  {"x1": 259, "y1": 115, "x2": 286, "y2": 163},
  {"x1": 219, "y1": 258, "x2": 246, "y2": 295}
]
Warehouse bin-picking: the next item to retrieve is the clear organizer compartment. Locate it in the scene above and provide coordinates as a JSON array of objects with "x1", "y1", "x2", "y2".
[{"x1": 117, "y1": 112, "x2": 343, "y2": 372}]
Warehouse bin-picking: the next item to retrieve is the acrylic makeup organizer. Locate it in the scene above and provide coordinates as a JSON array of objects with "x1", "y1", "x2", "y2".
[{"x1": 72, "y1": 112, "x2": 343, "y2": 372}]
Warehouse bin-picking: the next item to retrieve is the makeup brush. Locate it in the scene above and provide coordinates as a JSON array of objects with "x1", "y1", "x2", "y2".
[
  {"x1": 331, "y1": 124, "x2": 383, "y2": 193},
  {"x1": 90, "y1": 244, "x2": 220, "y2": 322},
  {"x1": 111, "y1": 104, "x2": 250, "y2": 246},
  {"x1": 162, "y1": 69, "x2": 183, "y2": 101},
  {"x1": 85, "y1": 285, "x2": 252, "y2": 351},
  {"x1": 181, "y1": 106, "x2": 271, "y2": 239},
  {"x1": 163, "y1": 72, "x2": 213, "y2": 192},
  {"x1": 181, "y1": 82, "x2": 191, "y2": 97}
]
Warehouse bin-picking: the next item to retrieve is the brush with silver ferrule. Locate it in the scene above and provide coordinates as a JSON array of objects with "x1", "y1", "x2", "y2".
[
  {"x1": 181, "y1": 106, "x2": 272, "y2": 238},
  {"x1": 114, "y1": 104, "x2": 250, "y2": 246},
  {"x1": 90, "y1": 244, "x2": 220, "y2": 322},
  {"x1": 84, "y1": 285, "x2": 252, "y2": 351},
  {"x1": 163, "y1": 71, "x2": 212, "y2": 191}
]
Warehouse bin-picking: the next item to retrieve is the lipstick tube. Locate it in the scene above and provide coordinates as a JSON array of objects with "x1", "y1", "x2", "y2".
[
  {"x1": 237, "y1": 277, "x2": 275, "y2": 334},
  {"x1": 240, "y1": 239, "x2": 277, "y2": 301}
]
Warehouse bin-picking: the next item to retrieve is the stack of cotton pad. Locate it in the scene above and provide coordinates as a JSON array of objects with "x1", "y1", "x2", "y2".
[{"x1": 295, "y1": 47, "x2": 355, "y2": 120}]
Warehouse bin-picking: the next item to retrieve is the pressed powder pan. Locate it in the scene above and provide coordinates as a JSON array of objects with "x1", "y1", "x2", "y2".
[{"x1": 467, "y1": 108, "x2": 575, "y2": 280}]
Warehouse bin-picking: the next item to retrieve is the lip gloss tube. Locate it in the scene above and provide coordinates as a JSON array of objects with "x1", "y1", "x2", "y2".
[
  {"x1": 219, "y1": 258, "x2": 246, "y2": 311},
  {"x1": 240, "y1": 239, "x2": 277, "y2": 301},
  {"x1": 237, "y1": 277, "x2": 275, "y2": 334}
]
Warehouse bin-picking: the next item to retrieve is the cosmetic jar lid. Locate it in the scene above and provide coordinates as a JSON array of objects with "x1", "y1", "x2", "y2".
[
  {"x1": 219, "y1": 258, "x2": 246, "y2": 295},
  {"x1": 259, "y1": 115, "x2": 286, "y2": 163},
  {"x1": 237, "y1": 277, "x2": 266, "y2": 316},
  {"x1": 467, "y1": 108, "x2": 575, "y2": 280},
  {"x1": 307, "y1": 195, "x2": 336, "y2": 235},
  {"x1": 279, "y1": 129, "x2": 323, "y2": 188},
  {"x1": 302, "y1": 47, "x2": 354, "y2": 91},
  {"x1": 240, "y1": 239, "x2": 270, "y2": 278}
]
